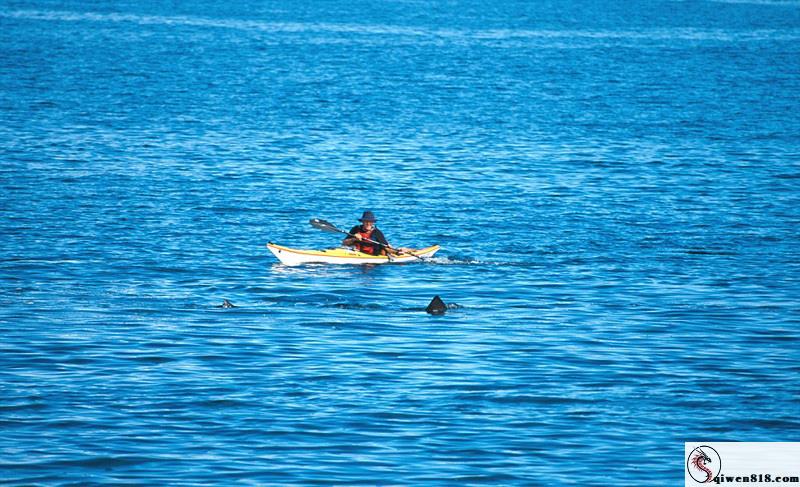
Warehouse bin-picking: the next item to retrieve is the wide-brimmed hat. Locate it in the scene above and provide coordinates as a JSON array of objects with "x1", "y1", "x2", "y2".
[{"x1": 358, "y1": 211, "x2": 377, "y2": 222}]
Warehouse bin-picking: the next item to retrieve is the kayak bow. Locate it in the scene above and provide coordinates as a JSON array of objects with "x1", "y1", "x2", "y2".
[{"x1": 266, "y1": 243, "x2": 440, "y2": 266}]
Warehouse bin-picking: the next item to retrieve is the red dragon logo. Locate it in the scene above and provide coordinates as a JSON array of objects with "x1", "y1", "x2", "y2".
[{"x1": 687, "y1": 446, "x2": 722, "y2": 483}]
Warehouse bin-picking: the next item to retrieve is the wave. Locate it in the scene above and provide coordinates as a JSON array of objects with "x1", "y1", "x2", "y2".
[
  {"x1": 422, "y1": 256, "x2": 486, "y2": 265},
  {"x1": 209, "y1": 297, "x2": 466, "y2": 313},
  {"x1": 3, "y1": 9, "x2": 799, "y2": 43},
  {"x1": 708, "y1": 0, "x2": 800, "y2": 5}
]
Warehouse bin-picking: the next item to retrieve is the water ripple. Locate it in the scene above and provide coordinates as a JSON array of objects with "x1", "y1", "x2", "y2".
[{"x1": 2, "y1": 0, "x2": 799, "y2": 484}]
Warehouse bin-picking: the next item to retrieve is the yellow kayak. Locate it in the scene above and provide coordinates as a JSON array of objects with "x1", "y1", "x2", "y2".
[{"x1": 267, "y1": 243, "x2": 440, "y2": 266}]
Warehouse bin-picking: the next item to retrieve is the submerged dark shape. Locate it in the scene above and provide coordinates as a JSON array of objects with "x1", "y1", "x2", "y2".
[
  {"x1": 426, "y1": 295, "x2": 447, "y2": 315},
  {"x1": 221, "y1": 299, "x2": 236, "y2": 309}
]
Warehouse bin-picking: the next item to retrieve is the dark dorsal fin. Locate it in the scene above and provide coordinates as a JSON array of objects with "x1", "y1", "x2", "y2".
[{"x1": 426, "y1": 295, "x2": 447, "y2": 315}]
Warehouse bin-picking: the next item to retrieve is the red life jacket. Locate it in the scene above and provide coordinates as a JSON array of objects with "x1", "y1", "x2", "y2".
[{"x1": 355, "y1": 228, "x2": 377, "y2": 255}]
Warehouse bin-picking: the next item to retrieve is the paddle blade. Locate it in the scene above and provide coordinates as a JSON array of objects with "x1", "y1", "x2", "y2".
[{"x1": 309, "y1": 218, "x2": 345, "y2": 234}]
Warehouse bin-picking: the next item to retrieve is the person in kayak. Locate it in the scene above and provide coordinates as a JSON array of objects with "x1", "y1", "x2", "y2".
[{"x1": 342, "y1": 211, "x2": 392, "y2": 256}]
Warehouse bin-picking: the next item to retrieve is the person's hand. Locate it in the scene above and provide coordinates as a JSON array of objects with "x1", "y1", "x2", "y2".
[{"x1": 353, "y1": 234, "x2": 363, "y2": 241}]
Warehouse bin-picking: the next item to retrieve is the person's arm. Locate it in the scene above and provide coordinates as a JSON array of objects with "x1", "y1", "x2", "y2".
[
  {"x1": 373, "y1": 229, "x2": 392, "y2": 255},
  {"x1": 342, "y1": 226, "x2": 361, "y2": 246}
]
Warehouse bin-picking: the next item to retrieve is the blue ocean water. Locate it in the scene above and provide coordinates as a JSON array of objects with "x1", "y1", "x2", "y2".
[{"x1": 1, "y1": 0, "x2": 799, "y2": 484}]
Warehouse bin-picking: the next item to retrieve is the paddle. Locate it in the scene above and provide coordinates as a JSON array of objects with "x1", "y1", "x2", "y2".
[{"x1": 309, "y1": 218, "x2": 426, "y2": 261}]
